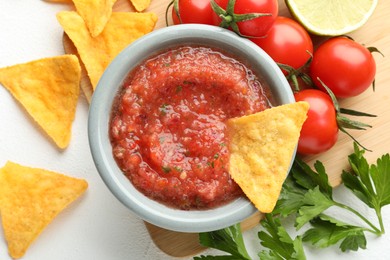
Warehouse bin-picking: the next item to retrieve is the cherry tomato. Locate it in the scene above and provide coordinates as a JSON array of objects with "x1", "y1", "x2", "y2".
[
  {"x1": 171, "y1": 0, "x2": 214, "y2": 25},
  {"x1": 294, "y1": 89, "x2": 339, "y2": 155},
  {"x1": 212, "y1": 0, "x2": 278, "y2": 37},
  {"x1": 251, "y1": 16, "x2": 313, "y2": 71},
  {"x1": 310, "y1": 37, "x2": 376, "y2": 98}
]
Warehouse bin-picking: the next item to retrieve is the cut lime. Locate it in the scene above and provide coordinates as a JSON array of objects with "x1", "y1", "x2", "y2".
[{"x1": 285, "y1": 0, "x2": 378, "y2": 36}]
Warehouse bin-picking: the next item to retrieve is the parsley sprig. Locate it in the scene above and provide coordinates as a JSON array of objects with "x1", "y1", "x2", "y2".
[{"x1": 195, "y1": 143, "x2": 390, "y2": 259}]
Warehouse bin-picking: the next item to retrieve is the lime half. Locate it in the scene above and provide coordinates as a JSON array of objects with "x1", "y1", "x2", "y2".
[{"x1": 285, "y1": 0, "x2": 378, "y2": 36}]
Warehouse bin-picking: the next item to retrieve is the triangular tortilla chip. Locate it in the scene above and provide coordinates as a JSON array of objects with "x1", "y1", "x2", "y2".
[
  {"x1": 72, "y1": 0, "x2": 118, "y2": 37},
  {"x1": 0, "y1": 161, "x2": 88, "y2": 259},
  {"x1": 43, "y1": 0, "x2": 72, "y2": 3},
  {"x1": 0, "y1": 55, "x2": 81, "y2": 149},
  {"x1": 130, "y1": 0, "x2": 151, "y2": 12},
  {"x1": 226, "y1": 101, "x2": 309, "y2": 213},
  {"x1": 57, "y1": 11, "x2": 158, "y2": 90}
]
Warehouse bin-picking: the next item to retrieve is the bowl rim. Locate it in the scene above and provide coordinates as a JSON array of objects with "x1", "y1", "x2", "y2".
[{"x1": 88, "y1": 24, "x2": 295, "y2": 233}]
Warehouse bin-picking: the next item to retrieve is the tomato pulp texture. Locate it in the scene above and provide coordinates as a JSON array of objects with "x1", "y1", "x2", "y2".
[
  {"x1": 110, "y1": 46, "x2": 272, "y2": 210},
  {"x1": 172, "y1": 0, "x2": 214, "y2": 25},
  {"x1": 212, "y1": 0, "x2": 278, "y2": 37},
  {"x1": 294, "y1": 89, "x2": 339, "y2": 155},
  {"x1": 251, "y1": 16, "x2": 313, "y2": 72},
  {"x1": 310, "y1": 37, "x2": 376, "y2": 98}
]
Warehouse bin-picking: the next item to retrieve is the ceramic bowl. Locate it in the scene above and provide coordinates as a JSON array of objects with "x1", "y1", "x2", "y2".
[{"x1": 88, "y1": 24, "x2": 294, "y2": 232}]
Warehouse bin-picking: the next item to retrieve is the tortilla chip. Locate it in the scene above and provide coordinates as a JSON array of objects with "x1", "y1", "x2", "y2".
[
  {"x1": 227, "y1": 101, "x2": 309, "y2": 213},
  {"x1": 63, "y1": 34, "x2": 94, "y2": 103},
  {"x1": 130, "y1": 0, "x2": 151, "y2": 12},
  {"x1": 73, "y1": 0, "x2": 118, "y2": 37},
  {"x1": 0, "y1": 55, "x2": 81, "y2": 149},
  {"x1": 57, "y1": 11, "x2": 158, "y2": 90},
  {"x1": 0, "y1": 161, "x2": 88, "y2": 259},
  {"x1": 43, "y1": 0, "x2": 72, "y2": 3}
]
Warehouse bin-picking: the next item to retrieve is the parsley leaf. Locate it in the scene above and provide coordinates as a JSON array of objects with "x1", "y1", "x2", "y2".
[
  {"x1": 273, "y1": 176, "x2": 306, "y2": 217},
  {"x1": 258, "y1": 214, "x2": 306, "y2": 260},
  {"x1": 342, "y1": 143, "x2": 390, "y2": 233},
  {"x1": 295, "y1": 187, "x2": 335, "y2": 229},
  {"x1": 195, "y1": 223, "x2": 251, "y2": 260},
  {"x1": 303, "y1": 214, "x2": 367, "y2": 252},
  {"x1": 290, "y1": 158, "x2": 333, "y2": 198},
  {"x1": 274, "y1": 158, "x2": 333, "y2": 218},
  {"x1": 195, "y1": 142, "x2": 390, "y2": 259}
]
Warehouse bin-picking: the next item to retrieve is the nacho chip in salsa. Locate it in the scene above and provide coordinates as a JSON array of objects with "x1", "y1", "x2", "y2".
[
  {"x1": 0, "y1": 55, "x2": 81, "y2": 149},
  {"x1": 227, "y1": 101, "x2": 309, "y2": 213},
  {"x1": 109, "y1": 45, "x2": 274, "y2": 209},
  {"x1": 0, "y1": 161, "x2": 88, "y2": 259},
  {"x1": 56, "y1": 11, "x2": 158, "y2": 90}
]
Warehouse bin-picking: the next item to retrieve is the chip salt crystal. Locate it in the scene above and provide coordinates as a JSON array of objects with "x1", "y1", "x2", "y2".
[
  {"x1": 0, "y1": 161, "x2": 88, "y2": 259},
  {"x1": 0, "y1": 55, "x2": 81, "y2": 149},
  {"x1": 227, "y1": 101, "x2": 309, "y2": 213}
]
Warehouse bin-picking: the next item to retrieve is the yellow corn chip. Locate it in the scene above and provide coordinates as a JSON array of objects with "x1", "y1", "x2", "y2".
[
  {"x1": 57, "y1": 11, "x2": 158, "y2": 90},
  {"x1": 73, "y1": 0, "x2": 118, "y2": 37},
  {"x1": 130, "y1": 0, "x2": 151, "y2": 12},
  {"x1": 0, "y1": 55, "x2": 81, "y2": 149},
  {"x1": 227, "y1": 101, "x2": 309, "y2": 213},
  {"x1": 0, "y1": 161, "x2": 88, "y2": 259},
  {"x1": 63, "y1": 34, "x2": 94, "y2": 103},
  {"x1": 43, "y1": 0, "x2": 72, "y2": 3}
]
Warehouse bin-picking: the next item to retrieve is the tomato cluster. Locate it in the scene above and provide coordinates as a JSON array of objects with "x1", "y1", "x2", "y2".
[{"x1": 166, "y1": 0, "x2": 379, "y2": 155}]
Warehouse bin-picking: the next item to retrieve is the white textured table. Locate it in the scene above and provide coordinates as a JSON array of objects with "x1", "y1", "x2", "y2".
[{"x1": 0, "y1": 1, "x2": 389, "y2": 260}]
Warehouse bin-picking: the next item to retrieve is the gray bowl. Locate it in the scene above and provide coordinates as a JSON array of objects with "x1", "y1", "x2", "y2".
[{"x1": 88, "y1": 24, "x2": 294, "y2": 233}]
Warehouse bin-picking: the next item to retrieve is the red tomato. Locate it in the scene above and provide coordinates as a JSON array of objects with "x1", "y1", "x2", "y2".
[
  {"x1": 294, "y1": 89, "x2": 339, "y2": 155},
  {"x1": 310, "y1": 37, "x2": 376, "y2": 98},
  {"x1": 251, "y1": 17, "x2": 313, "y2": 71},
  {"x1": 171, "y1": 0, "x2": 214, "y2": 25},
  {"x1": 212, "y1": 0, "x2": 278, "y2": 37}
]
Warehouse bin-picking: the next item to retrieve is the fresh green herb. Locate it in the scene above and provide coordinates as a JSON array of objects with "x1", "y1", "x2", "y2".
[
  {"x1": 176, "y1": 85, "x2": 183, "y2": 93},
  {"x1": 195, "y1": 223, "x2": 251, "y2": 260},
  {"x1": 341, "y1": 142, "x2": 390, "y2": 234},
  {"x1": 194, "y1": 142, "x2": 390, "y2": 259},
  {"x1": 183, "y1": 80, "x2": 195, "y2": 85},
  {"x1": 274, "y1": 143, "x2": 387, "y2": 252},
  {"x1": 214, "y1": 153, "x2": 220, "y2": 159},
  {"x1": 302, "y1": 215, "x2": 367, "y2": 252},
  {"x1": 207, "y1": 161, "x2": 215, "y2": 168},
  {"x1": 258, "y1": 214, "x2": 306, "y2": 260},
  {"x1": 173, "y1": 166, "x2": 183, "y2": 172},
  {"x1": 162, "y1": 166, "x2": 171, "y2": 173},
  {"x1": 160, "y1": 103, "x2": 169, "y2": 115}
]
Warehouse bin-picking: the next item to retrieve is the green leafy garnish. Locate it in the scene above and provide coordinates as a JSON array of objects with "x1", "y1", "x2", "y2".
[
  {"x1": 195, "y1": 223, "x2": 251, "y2": 260},
  {"x1": 258, "y1": 214, "x2": 306, "y2": 260},
  {"x1": 194, "y1": 143, "x2": 390, "y2": 259},
  {"x1": 303, "y1": 215, "x2": 367, "y2": 252},
  {"x1": 342, "y1": 143, "x2": 390, "y2": 233}
]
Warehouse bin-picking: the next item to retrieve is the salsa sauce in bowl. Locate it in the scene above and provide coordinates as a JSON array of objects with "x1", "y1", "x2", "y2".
[{"x1": 109, "y1": 45, "x2": 273, "y2": 210}]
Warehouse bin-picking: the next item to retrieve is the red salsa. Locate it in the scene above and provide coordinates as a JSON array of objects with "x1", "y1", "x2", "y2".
[{"x1": 110, "y1": 46, "x2": 272, "y2": 210}]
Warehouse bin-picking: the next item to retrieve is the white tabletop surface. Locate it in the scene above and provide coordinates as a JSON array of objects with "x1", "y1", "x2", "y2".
[{"x1": 1, "y1": 1, "x2": 390, "y2": 259}]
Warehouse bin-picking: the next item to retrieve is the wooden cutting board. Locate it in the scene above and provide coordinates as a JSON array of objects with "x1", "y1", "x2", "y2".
[{"x1": 63, "y1": 0, "x2": 390, "y2": 257}]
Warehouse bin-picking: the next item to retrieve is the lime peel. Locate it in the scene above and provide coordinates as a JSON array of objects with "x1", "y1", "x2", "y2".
[{"x1": 285, "y1": 0, "x2": 378, "y2": 36}]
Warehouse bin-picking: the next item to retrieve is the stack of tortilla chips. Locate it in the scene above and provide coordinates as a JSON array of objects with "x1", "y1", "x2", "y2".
[
  {"x1": 55, "y1": 0, "x2": 158, "y2": 101},
  {"x1": 0, "y1": 0, "x2": 156, "y2": 258}
]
